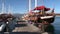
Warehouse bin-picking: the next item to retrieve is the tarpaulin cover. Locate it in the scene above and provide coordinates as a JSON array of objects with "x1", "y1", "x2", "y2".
[{"x1": 34, "y1": 6, "x2": 50, "y2": 11}]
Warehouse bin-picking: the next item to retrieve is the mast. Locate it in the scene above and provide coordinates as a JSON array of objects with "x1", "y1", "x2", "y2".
[
  {"x1": 35, "y1": 0, "x2": 37, "y2": 8},
  {"x1": 8, "y1": 4, "x2": 11, "y2": 14},
  {"x1": 41, "y1": 0, "x2": 45, "y2": 15},
  {"x1": 29, "y1": 0, "x2": 38, "y2": 11},
  {"x1": 29, "y1": 0, "x2": 31, "y2": 12},
  {"x1": 1, "y1": 0, "x2": 5, "y2": 14},
  {"x1": 1, "y1": 0, "x2": 6, "y2": 14}
]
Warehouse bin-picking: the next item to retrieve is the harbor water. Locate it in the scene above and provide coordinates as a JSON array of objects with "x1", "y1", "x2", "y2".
[{"x1": 52, "y1": 16, "x2": 60, "y2": 34}]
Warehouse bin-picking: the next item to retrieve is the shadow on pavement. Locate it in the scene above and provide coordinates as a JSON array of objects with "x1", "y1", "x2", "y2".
[{"x1": 0, "y1": 32, "x2": 40, "y2": 34}]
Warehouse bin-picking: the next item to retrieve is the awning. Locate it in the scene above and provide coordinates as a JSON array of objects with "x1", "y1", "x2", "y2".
[{"x1": 34, "y1": 6, "x2": 50, "y2": 11}]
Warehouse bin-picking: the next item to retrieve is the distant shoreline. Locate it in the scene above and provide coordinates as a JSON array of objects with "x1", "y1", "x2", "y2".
[{"x1": 55, "y1": 14, "x2": 60, "y2": 16}]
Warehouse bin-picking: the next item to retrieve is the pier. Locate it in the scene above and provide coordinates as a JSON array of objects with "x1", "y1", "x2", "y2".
[
  {"x1": 0, "y1": 22, "x2": 40, "y2": 34},
  {"x1": 0, "y1": 21, "x2": 54, "y2": 34}
]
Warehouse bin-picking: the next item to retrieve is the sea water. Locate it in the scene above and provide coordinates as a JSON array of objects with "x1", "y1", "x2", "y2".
[{"x1": 52, "y1": 16, "x2": 60, "y2": 34}]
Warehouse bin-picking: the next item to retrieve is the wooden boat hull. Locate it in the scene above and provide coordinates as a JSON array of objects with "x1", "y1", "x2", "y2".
[
  {"x1": 40, "y1": 16, "x2": 55, "y2": 23},
  {"x1": 23, "y1": 15, "x2": 55, "y2": 24},
  {"x1": 29, "y1": 15, "x2": 55, "y2": 24}
]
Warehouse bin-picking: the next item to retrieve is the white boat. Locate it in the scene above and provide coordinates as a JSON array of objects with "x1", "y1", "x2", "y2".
[{"x1": 0, "y1": 23, "x2": 6, "y2": 32}]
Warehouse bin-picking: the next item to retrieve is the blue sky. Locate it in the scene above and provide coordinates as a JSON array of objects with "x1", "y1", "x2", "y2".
[{"x1": 0, "y1": 0, "x2": 60, "y2": 14}]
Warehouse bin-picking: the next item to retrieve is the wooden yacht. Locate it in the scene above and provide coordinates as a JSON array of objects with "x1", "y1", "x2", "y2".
[{"x1": 22, "y1": 6, "x2": 55, "y2": 24}]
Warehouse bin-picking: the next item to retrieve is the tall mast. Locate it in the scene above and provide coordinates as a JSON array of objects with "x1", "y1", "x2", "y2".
[
  {"x1": 1, "y1": 0, "x2": 5, "y2": 14},
  {"x1": 29, "y1": 0, "x2": 31, "y2": 12},
  {"x1": 35, "y1": 0, "x2": 37, "y2": 8},
  {"x1": 0, "y1": 0, "x2": 6, "y2": 14},
  {"x1": 8, "y1": 4, "x2": 11, "y2": 14},
  {"x1": 29, "y1": 0, "x2": 38, "y2": 11}
]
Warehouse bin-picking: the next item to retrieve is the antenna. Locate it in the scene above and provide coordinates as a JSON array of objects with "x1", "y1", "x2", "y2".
[{"x1": 53, "y1": 1, "x2": 55, "y2": 10}]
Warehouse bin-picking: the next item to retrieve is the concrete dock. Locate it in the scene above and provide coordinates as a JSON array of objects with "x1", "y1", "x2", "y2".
[
  {"x1": 0, "y1": 22, "x2": 40, "y2": 34},
  {"x1": 0, "y1": 22, "x2": 52, "y2": 34},
  {"x1": 12, "y1": 22, "x2": 40, "y2": 32}
]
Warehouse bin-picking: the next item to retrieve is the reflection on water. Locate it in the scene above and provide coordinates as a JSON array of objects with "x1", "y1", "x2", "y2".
[
  {"x1": 44, "y1": 24, "x2": 55, "y2": 34},
  {"x1": 52, "y1": 16, "x2": 60, "y2": 34}
]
